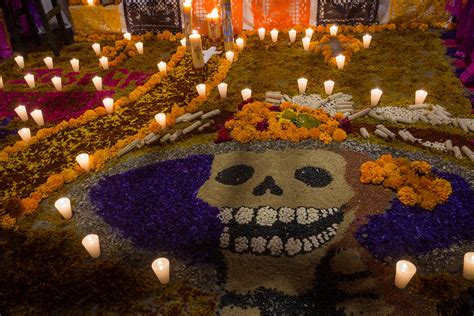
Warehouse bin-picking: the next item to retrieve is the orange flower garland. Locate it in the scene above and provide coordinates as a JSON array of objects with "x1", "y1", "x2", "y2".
[
  {"x1": 309, "y1": 34, "x2": 363, "y2": 68},
  {"x1": 360, "y1": 154, "x2": 452, "y2": 210}
]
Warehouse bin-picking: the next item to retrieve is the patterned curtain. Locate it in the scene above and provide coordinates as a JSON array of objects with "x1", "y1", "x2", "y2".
[
  {"x1": 317, "y1": 0, "x2": 379, "y2": 25},
  {"x1": 123, "y1": 0, "x2": 182, "y2": 33},
  {"x1": 251, "y1": 0, "x2": 311, "y2": 29}
]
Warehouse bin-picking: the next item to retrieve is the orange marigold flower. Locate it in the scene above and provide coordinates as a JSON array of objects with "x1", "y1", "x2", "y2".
[
  {"x1": 410, "y1": 161, "x2": 431, "y2": 175},
  {"x1": 397, "y1": 186, "x2": 418, "y2": 207},
  {"x1": 61, "y1": 168, "x2": 78, "y2": 183},
  {"x1": 332, "y1": 128, "x2": 347, "y2": 142},
  {"x1": 46, "y1": 174, "x2": 65, "y2": 191}
]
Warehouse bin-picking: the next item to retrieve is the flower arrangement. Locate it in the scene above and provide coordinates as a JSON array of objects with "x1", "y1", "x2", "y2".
[
  {"x1": 360, "y1": 154, "x2": 452, "y2": 210},
  {"x1": 309, "y1": 34, "x2": 363, "y2": 68},
  {"x1": 223, "y1": 101, "x2": 347, "y2": 144}
]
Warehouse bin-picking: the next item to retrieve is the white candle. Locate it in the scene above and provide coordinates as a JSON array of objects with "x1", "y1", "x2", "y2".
[
  {"x1": 235, "y1": 37, "x2": 244, "y2": 50},
  {"x1": 92, "y1": 43, "x2": 101, "y2": 56},
  {"x1": 270, "y1": 29, "x2": 279, "y2": 42},
  {"x1": 76, "y1": 153, "x2": 90, "y2": 172},
  {"x1": 180, "y1": 38, "x2": 186, "y2": 47},
  {"x1": 330, "y1": 25, "x2": 338, "y2": 36},
  {"x1": 152, "y1": 257, "x2": 170, "y2": 284},
  {"x1": 155, "y1": 113, "x2": 166, "y2": 128},
  {"x1": 324, "y1": 80, "x2": 335, "y2": 95},
  {"x1": 87, "y1": 0, "x2": 94, "y2": 5},
  {"x1": 415, "y1": 90, "x2": 428, "y2": 105},
  {"x1": 363, "y1": 34, "x2": 372, "y2": 49},
  {"x1": 157, "y1": 61, "x2": 167, "y2": 74},
  {"x1": 335, "y1": 54, "x2": 345, "y2": 70},
  {"x1": 99, "y1": 56, "x2": 108, "y2": 70},
  {"x1": 258, "y1": 27, "x2": 266, "y2": 40},
  {"x1": 92, "y1": 76, "x2": 102, "y2": 91},
  {"x1": 14, "y1": 105, "x2": 28, "y2": 121},
  {"x1": 102, "y1": 97, "x2": 114, "y2": 113},
  {"x1": 305, "y1": 28, "x2": 314, "y2": 40},
  {"x1": 54, "y1": 197, "x2": 72, "y2": 219},
  {"x1": 288, "y1": 29, "x2": 297, "y2": 43},
  {"x1": 297, "y1": 78, "x2": 308, "y2": 94},
  {"x1": 371, "y1": 88, "x2": 383, "y2": 106},
  {"x1": 0, "y1": 75, "x2": 3, "y2": 89},
  {"x1": 463, "y1": 252, "x2": 474, "y2": 280},
  {"x1": 24, "y1": 74, "x2": 35, "y2": 88},
  {"x1": 135, "y1": 41, "x2": 144, "y2": 54},
  {"x1": 123, "y1": 32, "x2": 132, "y2": 41},
  {"x1": 225, "y1": 51, "x2": 234, "y2": 63},
  {"x1": 30, "y1": 109, "x2": 44, "y2": 126},
  {"x1": 82, "y1": 234, "x2": 100, "y2": 258},
  {"x1": 395, "y1": 260, "x2": 416, "y2": 289},
  {"x1": 218, "y1": 82, "x2": 228, "y2": 98},
  {"x1": 196, "y1": 84, "x2": 206, "y2": 97},
  {"x1": 241, "y1": 88, "x2": 252, "y2": 101},
  {"x1": 15, "y1": 55, "x2": 24, "y2": 69},
  {"x1": 43, "y1": 56, "x2": 53, "y2": 69},
  {"x1": 18, "y1": 128, "x2": 31, "y2": 142},
  {"x1": 302, "y1": 37, "x2": 310, "y2": 51},
  {"x1": 189, "y1": 30, "x2": 205, "y2": 69},
  {"x1": 51, "y1": 76, "x2": 62, "y2": 91},
  {"x1": 70, "y1": 58, "x2": 80, "y2": 72}
]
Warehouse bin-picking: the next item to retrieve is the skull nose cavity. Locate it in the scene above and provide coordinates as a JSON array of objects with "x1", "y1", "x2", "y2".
[{"x1": 253, "y1": 176, "x2": 283, "y2": 196}]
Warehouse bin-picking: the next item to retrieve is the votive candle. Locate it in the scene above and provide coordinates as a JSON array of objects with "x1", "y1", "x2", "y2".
[
  {"x1": 24, "y1": 74, "x2": 35, "y2": 88},
  {"x1": 54, "y1": 197, "x2": 72, "y2": 219},
  {"x1": 30, "y1": 109, "x2": 44, "y2": 126},
  {"x1": 463, "y1": 252, "x2": 474, "y2": 280},
  {"x1": 225, "y1": 51, "x2": 234, "y2": 63},
  {"x1": 92, "y1": 43, "x2": 101, "y2": 56},
  {"x1": 363, "y1": 34, "x2": 372, "y2": 49},
  {"x1": 270, "y1": 29, "x2": 279, "y2": 42},
  {"x1": 258, "y1": 27, "x2": 265, "y2": 40},
  {"x1": 99, "y1": 56, "x2": 108, "y2": 70},
  {"x1": 395, "y1": 260, "x2": 416, "y2": 289},
  {"x1": 324, "y1": 80, "x2": 335, "y2": 95},
  {"x1": 0, "y1": 75, "x2": 3, "y2": 89},
  {"x1": 330, "y1": 25, "x2": 338, "y2": 36},
  {"x1": 15, "y1": 105, "x2": 28, "y2": 121},
  {"x1": 158, "y1": 61, "x2": 167, "y2": 74},
  {"x1": 336, "y1": 54, "x2": 345, "y2": 70},
  {"x1": 43, "y1": 56, "x2": 53, "y2": 69},
  {"x1": 155, "y1": 113, "x2": 166, "y2": 128},
  {"x1": 135, "y1": 41, "x2": 144, "y2": 54},
  {"x1": 371, "y1": 88, "x2": 383, "y2": 106},
  {"x1": 196, "y1": 83, "x2": 206, "y2": 97},
  {"x1": 51, "y1": 76, "x2": 62, "y2": 91},
  {"x1": 241, "y1": 88, "x2": 252, "y2": 101},
  {"x1": 305, "y1": 28, "x2": 314, "y2": 40},
  {"x1": 415, "y1": 89, "x2": 428, "y2": 105},
  {"x1": 92, "y1": 76, "x2": 102, "y2": 91},
  {"x1": 102, "y1": 97, "x2": 114, "y2": 113},
  {"x1": 235, "y1": 37, "x2": 244, "y2": 50},
  {"x1": 70, "y1": 58, "x2": 80, "y2": 72},
  {"x1": 218, "y1": 82, "x2": 228, "y2": 98},
  {"x1": 82, "y1": 234, "x2": 100, "y2": 258},
  {"x1": 152, "y1": 257, "x2": 170, "y2": 284},
  {"x1": 297, "y1": 78, "x2": 308, "y2": 94},
  {"x1": 288, "y1": 29, "x2": 297, "y2": 43},
  {"x1": 76, "y1": 153, "x2": 90, "y2": 172},
  {"x1": 15, "y1": 55, "x2": 24, "y2": 69},
  {"x1": 302, "y1": 37, "x2": 310, "y2": 51},
  {"x1": 18, "y1": 128, "x2": 31, "y2": 142},
  {"x1": 180, "y1": 38, "x2": 186, "y2": 47},
  {"x1": 123, "y1": 32, "x2": 132, "y2": 40}
]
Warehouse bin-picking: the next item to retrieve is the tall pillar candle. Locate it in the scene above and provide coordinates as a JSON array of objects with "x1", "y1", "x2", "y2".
[
  {"x1": 371, "y1": 88, "x2": 383, "y2": 106},
  {"x1": 363, "y1": 34, "x2": 372, "y2": 49},
  {"x1": 241, "y1": 88, "x2": 252, "y2": 101},
  {"x1": 76, "y1": 153, "x2": 90, "y2": 171},
  {"x1": 15, "y1": 55, "x2": 24, "y2": 69},
  {"x1": 258, "y1": 27, "x2": 266, "y2": 40},
  {"x1": 415, "y1": 90, "x2": 428, "y2": 105},
  {"x1": 51, "y1": 76, "x2": 62, "y2": 91},
  {"x1": 18, "y1": 128, "x2": 31, "y2": 142},
  {"x1": 92, "y1": 43, "x2": 101, "y2": 56},
  {"x1": 395, "y1": 260, "x2": 416, "y2": 289},
  {"x1": 324, "y1": 80, "x2": 335, "y2": 95},
  {"x1": 183, "y1": 0, "x2": 193, "y2": 50},
  {"x1": 225, "y1": 51, "x2": 234, "y2": 63},
  {"x1": 82, "y1": 234, "x2": 100, "y2": 258},
  {"x1": 288, "y1": 29, "x2": 297, "y2": 43},
  {"x1": 218, "y1": 82, "x2": 228, "y2": 98},
  {"x1": 70, "y1": 58, "x2": 80, "y2": 72},
  {"x1": 54, "y1": 197, "x2": 72, "y2": 219},
  {"x1": 302, "y1": 37, "x2": 310, "y2": 51},
  {"x1": 463, "y1": 252, "x2": 474, "y2": 280},
  {"x1": 297, "y1": 78, "x2": 308, "y2": 94},
  {"x1": 92, "y1": 76, "x2": 102, "y2": 91},
  {"x1": 15, "y1": 105, "x2": 28, "y2": 121},
  {"x1": 206, "y1": 8, "x2": 221, "y2": 41},
  {"x1": 43, "y1": 56, "x2": 53, "y2": 69},
  {"x1": 102, "y1": 97, "x2": 114, "y2": 113},
  {"x1": 270, "y1": 29, "x2": 279, "y2": 42},
  {"x1": 336, "y1": 54, "x2": 345, "y2": 70},
  {"x1": 221, "y1": 0, "x2": 234, "y2": 52},
  {"x1": 152, "y1": 258, "x2": 170, "y2": 284},
  {"x1": 24, "y1": 74, "x2": 35, "y2": 88},
  {"x1": 189, "y1": 31, "x2": 205, "y2": 69},
  {"x1": 99, "y1": 56, "x2": 108, "y2": 70},
  {"x1": 30, "y1": 109, "x2": 44, "y2": 126}
]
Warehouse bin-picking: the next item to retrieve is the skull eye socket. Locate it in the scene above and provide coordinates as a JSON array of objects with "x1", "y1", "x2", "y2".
[
  {"x1": 294, "y1": 166, "x2": 333, "y2": 187},
  {"x1": 216, "y1": 164, "x2": 255, "y2": 185}
]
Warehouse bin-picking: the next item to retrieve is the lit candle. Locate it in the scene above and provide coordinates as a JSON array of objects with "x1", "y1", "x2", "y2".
[
  {"x1": 463, "y1": 252, "x2": 474, "y2": 280},
  {"x1": 335, "y1": 54, "x2": 345, "y2": 70},
  {"x1": 15, "y1": 55, "x2": 24, "y2": 69},
  {"x1": 288, "y1": 29, "x2": 297, "y2": 43},
  {"x1": 270, "y1": 29, "x2": 279, "y2": 42},
  {"x1": 330, "y1": 25, "x2": 338, "y2": 36},
  {"x1": 180, "y1": 38, "x2": 186, "y2": 47},
  {"x1": 92, "y1": 76, "x2": 102, "y2": 91},
  {"x1": 218, "y1": 82, "x2": 228, "y2": 98},
  {"x1": 363, "y1": 34, "x2": 372, "y2": 49},
  {"x1": 258, "y1": 27, "x2": 266, "y2": 40},
  {"x1": 225, "y1": 51, "x2": 234, "y2": 63},
  {"x1": 152, "y1": 258, "x2": 170, "y2": 284},
  {"x1": 241, "y1": 88, "x2": 252, "y2": 101},
  {"x1": 91, "y1": 43, "x2": 101, "y2": 56},
  {"x1": 297, "y1": 78, "x2": 308, "y2": 94},
  {"x1": 324, "y1": 80, "x2": 335, "y2": 95},
  {"x1": 206, "y1": 8, "x2": 221, "y2": 41},
  {"x1": 305, "y1": 28, "x2": 314, "y2": 40},
  {"x1": 415, "y1": 90, "x2": 428, "y2": 105},
  {"x1": 302, "y1": 37, "x2": 310, "y2": 51},
  {"x1": 154, "y1": 113, "x2": 166, "y2": 128},
  {"x1": 99, "y1": 56, "x2": 108, "y2": 70},
  {"x1": 70, "y1": 58, "x2": 80, "y2": 72},
  {"x1": 183, "y1": 0, "x2": 193, "y2": 47},
  {"x1": 102, "y1": 97, "x2": 114, "y2": 113},
  {"x1": 87, "y1": 0, "x2": 94, "y2": 5},
  {"x1": 371, "y1": 88, "x2": 383, "y2": 106},
  {"x1": 76, "y1": 153, "x2": 90, "y2": 172},
  {"x1": 82, "y1": 234, "x2": 100, "y2": 258},
  {"x1": 123, "y1": 32, "x2": 132, "y2": 41},
  {"x1": 189, "y1": 30, "x2": 205, "y2": 69},
  {"x1": 0, "y1": 75, "x2": 3, "y2": 89},
  {"x1": 30, "y1": 109, "x2": 44, "y2": 126},
  {"x1": 196, "y1": 83, "x2": 206, "y2": 97},
  {"x1": 157, "y1": 61, "x2": 167, "y2": 74},
  {"x1": 395, "y1": 260, "x2": 416, "y2": 289},
  {"x1": 51, "y1": 76, "x2": 62, "y2": 91},
  {"x1": 54, "y1": 197, "x2": 72, "y2": 219},
  {"x1": 43, "y1": 56, "x2": 53, "y2": 69},
  {"x1": 18, "y1": 128, "x2": 31, "y2": 142},
  {"x1": 24, "y1": 74, "x2": 35, "y2": 88},
  {"x1": 14, "y1": 105, "x2": 28, "y2": 121},
  {"x1": 235, "y1": 37, "x2": 244, "y2": 50},
  {"x1": 135, "y1": 42, "x2": 144, "y2": 54}
]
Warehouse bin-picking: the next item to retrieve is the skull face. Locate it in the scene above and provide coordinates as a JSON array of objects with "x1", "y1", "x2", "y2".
[{"x1": 198, "y1": 149, "x2": 355, "y2": 295}]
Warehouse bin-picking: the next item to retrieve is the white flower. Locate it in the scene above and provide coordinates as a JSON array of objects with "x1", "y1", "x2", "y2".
[
  {"x1": 279, "y1": 207, "x2": 295, "y2": 223},
  {"x1": 235, "y1": 207, "x2": 254, "y2": 224},
  {"x1": 256, "y1": 206, "x2": 277, "y2": 226},
  {"x1": 296, "y1": 207, "x2": 310, "y2": 224},
  {"x1": 220, "y1": 234, "x2": 230, "y2": 248},
  {"x1": 234, "y1": 236, "x2": 249, "y2": 252},
  {"x1": 267, "y1": 236, "x2": 283, "y2": 256},
  {"x1": 218, "y1": 207, "x2": 233, "y2": 224},
  {"x1": 306, "y1": 208, "x2": 319, "y2": 222},
  {"x1": 250, "y1": 237, "x2": 267, "y2": 254},
  {"x1": 303, "y1": 238, "x2": 313, "y2": 252},
  {"x1": 285, "y1": 238, "x2": 302, "y2": 256},
  {"x1": 310, "y1": 236, "x2": 320, "y2": 248}
]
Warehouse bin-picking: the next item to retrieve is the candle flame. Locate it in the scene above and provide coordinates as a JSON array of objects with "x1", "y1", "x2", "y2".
[{"x1": 192, "y1": 29, "x2": 198, "y2": 35}]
